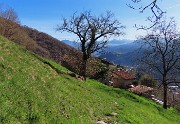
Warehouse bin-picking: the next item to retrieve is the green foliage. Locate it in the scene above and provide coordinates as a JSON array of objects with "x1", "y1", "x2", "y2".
[
  {"x1": 0, "y1": 36, "x2": 180, "y2": 123},
  {"x1": 139, "y1": 74, "x2": 157, "y2": 87},
  {"x1": 174, "y1": 102, "x2": 180, "y2": 113},
  {"x1": 132, "y1": 80, "x2": 141, "y2": 86},
  {"x1": 87, "y1": 58, "x2": 109, "y2": 79}
]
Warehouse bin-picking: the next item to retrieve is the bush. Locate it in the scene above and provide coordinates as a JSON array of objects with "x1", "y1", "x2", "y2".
[
  {"x1": 132, "y1": 80, "x2": 141, "y2": 86},
  {"x1": 140, "y1": 74, "x2": 157, "y2": 87},
  {"x1": 175, "y1": 104, "x2": 180, "y2": 113}
]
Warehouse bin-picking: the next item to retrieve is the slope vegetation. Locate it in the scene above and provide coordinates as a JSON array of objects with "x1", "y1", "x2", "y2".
[
  {"x1": 0, "y1": 36, "x2": 179, "y2": 123},
  {"x1": 0, "y1": 17, "x2": 109, "y2": 78}
]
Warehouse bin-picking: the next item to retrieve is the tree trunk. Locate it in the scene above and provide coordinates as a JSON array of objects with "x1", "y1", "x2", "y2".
[
  {"x1": 163, "y1": 82, "x2": 168, "y2": 109},
  {"x1": 81, "y1": 53, "x2": 88, "y2": 81}
]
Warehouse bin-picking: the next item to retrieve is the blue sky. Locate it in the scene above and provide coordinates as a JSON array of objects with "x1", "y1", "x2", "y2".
[{"x1": 1, "y1": 0, "x2": 180, "y2": 40}]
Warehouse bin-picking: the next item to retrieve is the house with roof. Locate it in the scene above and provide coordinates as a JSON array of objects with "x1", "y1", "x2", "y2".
[{"x1": 110, "y1": 68, "x2": 136, "y2": 88}]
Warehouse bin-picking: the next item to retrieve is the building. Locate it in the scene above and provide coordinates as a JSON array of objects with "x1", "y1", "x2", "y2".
[{"x1": 110, "y1": 69, "x2": 136, "y2": 88}]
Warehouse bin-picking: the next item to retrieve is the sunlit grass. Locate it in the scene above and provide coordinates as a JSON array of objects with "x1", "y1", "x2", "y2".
[{"x1": 0, "y1": 36, "x2": 179, "y2": 124}]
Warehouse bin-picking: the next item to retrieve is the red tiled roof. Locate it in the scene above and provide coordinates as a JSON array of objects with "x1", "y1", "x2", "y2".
[{"x1": 112, "y1": 70, "x2": 135, "y2": 80}]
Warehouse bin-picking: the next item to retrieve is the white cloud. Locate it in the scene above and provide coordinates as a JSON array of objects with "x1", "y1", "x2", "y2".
[{"x1": 167, "y1": 3, "x2": 180, "y2": 9}]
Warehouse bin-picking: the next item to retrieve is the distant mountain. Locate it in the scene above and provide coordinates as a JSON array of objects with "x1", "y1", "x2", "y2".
[
  {"x1": 61, "y1": 39, "x2": 142, "y2": 66},
  {"x1": 107, "y1": 39, "x2": 133, "y2": 46},
  {"x1": 61, "y1": 39, "x2": 134, "y2": 48},
  {"x1": 99, "y1": 41, "x2": 143, "y2": 66},
  {"x1": 62, "y1": 40, "x2": 79, "y2": 48},
  {"x1": 99, "y1": 49, "x2": 142, "y2": 67},
  {"x1": 105, "y1": 41, "x2": 140, "y2": 54}
]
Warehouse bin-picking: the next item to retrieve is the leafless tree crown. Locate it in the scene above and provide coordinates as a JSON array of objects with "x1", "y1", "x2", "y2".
[
  {"x1": 140, "y1": 18, "x2": 180, "y2": 79},
  {"x1": 57, "y1": 11, "x2": 125, "y2": 56},
  {"x1": 138, "y1": 18, "x2": 180, "y2": 108},
  {"x1": 128, "y1": 0, "x2": 166, "y2": 29},
  {"x1": 0, "y1": 5, "x2": 20, "y2": 23},
  {"x1": 56, "y1": 11, "x2": 125, "y2": 79}
]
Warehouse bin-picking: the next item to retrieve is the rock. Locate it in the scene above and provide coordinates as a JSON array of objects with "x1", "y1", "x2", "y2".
[
  {"x1": 111, "y1": 112, "x2": 118, "y2": 116},
  {"x1": 96, "y1": 121, "x2": 107, "y2": 124},
  {"x1": 76, "y1": 75, "x2": 85, "y2": 81}
]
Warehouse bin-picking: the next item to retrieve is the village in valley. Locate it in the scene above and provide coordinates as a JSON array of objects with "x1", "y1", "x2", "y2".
[{"x1": 103, "y1": 65, "x2": 180, "y2": 107}]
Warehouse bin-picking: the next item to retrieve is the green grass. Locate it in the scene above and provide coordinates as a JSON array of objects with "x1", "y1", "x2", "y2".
[{"x1": 0, "y1": 36, "x2": 180, "y2": 124}]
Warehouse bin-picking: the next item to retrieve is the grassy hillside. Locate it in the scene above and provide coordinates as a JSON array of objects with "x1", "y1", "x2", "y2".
[
  {"x1": 0, "y1": 17, "x2": 109, "y2": 78},
  {"x1": 0, "y1": 36, "x2": 180, "y2": 124}
]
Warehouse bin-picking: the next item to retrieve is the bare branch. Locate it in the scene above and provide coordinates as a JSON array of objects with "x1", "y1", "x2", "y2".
[
  {"x1": 0, "y1": 5, "x2": 20, "y2": 23},
  {"x1": 128, "y1": 0, "x2": 166, "y2": 30},
  {"x1": 56, "y1": 11, "x2": 125, "y2": 79},
  {"x1": 137, "y1": 17, "x2": 180, "y2": 109}
]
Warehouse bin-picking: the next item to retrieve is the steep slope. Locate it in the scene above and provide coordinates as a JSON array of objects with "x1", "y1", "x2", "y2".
[
  {"x1": 0, "y1": 36, "x2": 180, "y2": 124},
  {"x1": 0, "y1": 17, "x2": 49, "y2": 57},
  {"x1": 23, "y1": 26, "x2": 80, "y2": 64},
  {"x1": 0, "y1": 17, "x2": 107, "y2": 78},
  {"x1": 0, "y1": 17, "x2": 81, "y2": 73}
]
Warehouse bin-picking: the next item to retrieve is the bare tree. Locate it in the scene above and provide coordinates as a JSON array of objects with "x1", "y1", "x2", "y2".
[
  {"x1": 57, "y1": 11, "x2": 125, "y2": 80},
  {"x1": 0, "y1": 5, "x2": 20, "y2": 23},
  {"x1": 138, "y1": 18, "x2": 180, "y2": 109},
  {"x1": 128, "y1": 0, "x2": 165, "y2": 29}
]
